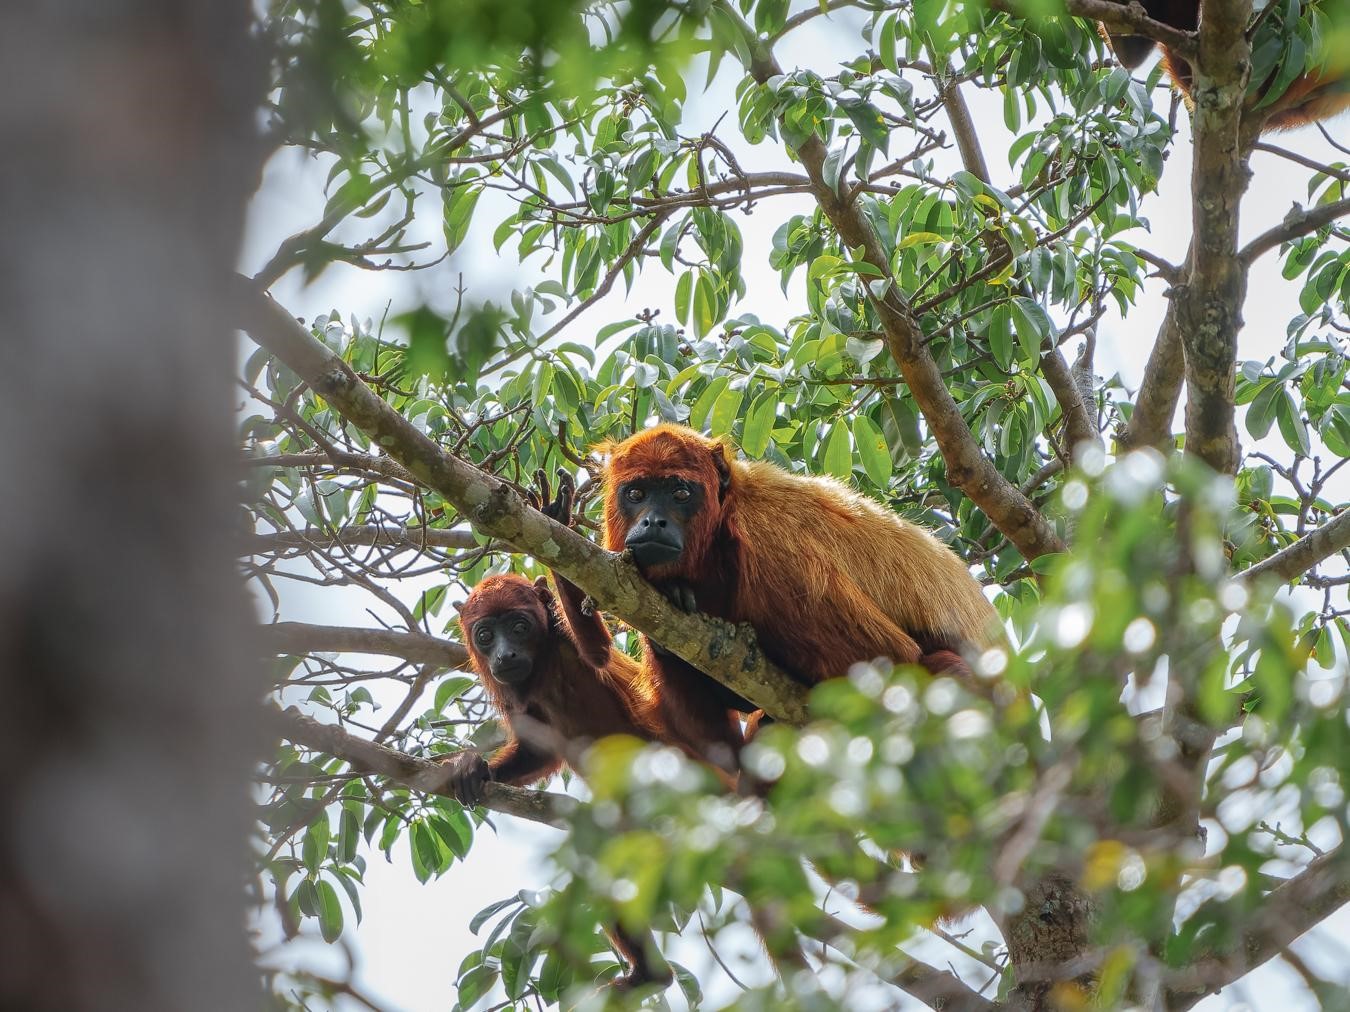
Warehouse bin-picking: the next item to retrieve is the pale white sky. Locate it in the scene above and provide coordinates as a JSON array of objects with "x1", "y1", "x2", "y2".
[{"x1": 243, "y1": 7, "x2": 1350, "y2": 1009}]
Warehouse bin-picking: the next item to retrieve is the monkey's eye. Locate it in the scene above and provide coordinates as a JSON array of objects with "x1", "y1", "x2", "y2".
[
  {"x1": 474, "y1": 627, "x2": 493, "y2": 646},
  {"x1": 625, "y1": 487, "x2": 645, "y2": 503},
  {"x1": 672, "y1": 488, "x2": 691, "y2": 503},
  {"x1": 512, "y1": 620, "x2": 529, "y2": 636}
]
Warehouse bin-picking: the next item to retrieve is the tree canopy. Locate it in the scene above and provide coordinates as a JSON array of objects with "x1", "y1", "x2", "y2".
[{"x1": 243, "y1": 1, "x2": 1350, "y2": 1009}]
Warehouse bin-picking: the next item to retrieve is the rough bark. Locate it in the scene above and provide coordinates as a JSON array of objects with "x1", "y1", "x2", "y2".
[
  {"x1": 1239, "y1": 509, "x2": 1350, "y2": 585},
  {"x1": 1176, "y1": 0, "x2": 1254, "y2": 475},
  {"x1": 0, "y1": 4, "x2": 266, "y2": 1009},
  {"x1": 1120, "y1": 296, "x2": 1186, "y2": 454}
]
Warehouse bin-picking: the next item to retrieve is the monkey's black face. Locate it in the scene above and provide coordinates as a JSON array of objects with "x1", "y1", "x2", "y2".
[
  {"x1": 471, "y1": 611, "x2": 540, "y2": 684},
  {"x1": 618, "y1": 476, "x2": 705, "y2": 570}
]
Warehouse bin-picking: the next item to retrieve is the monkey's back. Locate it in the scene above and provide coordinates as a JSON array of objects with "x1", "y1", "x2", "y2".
[{"x1": 726, "y1": 459, "x2": 1001, "y2": 679}]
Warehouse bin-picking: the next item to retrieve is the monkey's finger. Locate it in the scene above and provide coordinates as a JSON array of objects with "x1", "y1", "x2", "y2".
[
  {"x1": 555, "y1": 468, "x2": 575, "y2": 525},
  {"x1": 533, "y1": 468, "x2": 551, "y2": 506},
  {"x1": 555, "y1": 467, "x2": 574, "y2": 497}
]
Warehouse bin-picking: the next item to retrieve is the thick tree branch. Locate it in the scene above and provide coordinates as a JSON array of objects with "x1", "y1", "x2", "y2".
[
  {"x1": 259, "y1": 622, "x2": 469, "y2": 669},
  {"x1": 247, "y1": 524, "x2": 480, "y2": 555},
  {"x1": 1176, "y1": 0, "x2": 1254, "y2": 475},
  {"x1": 238, "y1": 283, "x2": 811, "y2": 724},
  {"x1": 938, "y1": 69, "x2": 992, "y2": 187},
  {"x1": 1164, "y1": 849, "x2": 1350, "y2": 1009},
  {"x1": 1042, "y1": 343, "x2": 1100, "y2": 454},
  {"x1": 1239, "y1": 510, "x2": 1350, "y2": 585},
  {"x1": 1239, "y1": 197, "x2": 1350, "y2": 265},
  {"x1": 810, "y1": 909, "x2": 996, "y2": 1010},
  {"x1": 991, "y1": 0, "x2": 1199, "y2": 61},
  {"x1": 1120, "y1": 291, "x2": 1185, "y2": 454},
  {"x1": 892, "y1": 957, "x2": 997, "y2": 1011},
  {"x1": 719, "y1": 3, "x2": 1066, "y2": 562},
  {"x1": 271, "y1": 705, "x2": 570, "y2": 827}
]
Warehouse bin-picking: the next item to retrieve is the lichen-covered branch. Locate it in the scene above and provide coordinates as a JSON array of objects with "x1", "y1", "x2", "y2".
[
  {"x1": 1239, "y1": 197, "x2": 1350, "y2": 265},
  {"x1": 272, "y1": 705, "x2": 571, "y2": 828},
  {"x1": 1164, "y1": 848, "x2": 1350, "y2": 1009},
  {"x1": 1176, "y1": 0, "x2": 1254, "y2": 475},
  {"x1": 1120, "y1": 294, "x2": 1185, "y2": 454},
  {"x1": 238, "y1": 283, "x2": 811, "y2": 724},
  {"x1": 259, "y1": 622, "x2": 470, "y2": 669},
  {"x1": 1239, "y1": 509, "x2": 1350, "y2": 585}
]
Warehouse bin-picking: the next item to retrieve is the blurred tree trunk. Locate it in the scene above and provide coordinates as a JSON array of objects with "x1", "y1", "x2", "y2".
[{"x1": 0, "y1": 4, "x2": 267, "y2": 1009}]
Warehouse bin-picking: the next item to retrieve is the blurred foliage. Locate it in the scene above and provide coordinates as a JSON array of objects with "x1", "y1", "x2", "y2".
[{"x1": 245, "y1": 0, "x2": 1350, "y2": 1008}]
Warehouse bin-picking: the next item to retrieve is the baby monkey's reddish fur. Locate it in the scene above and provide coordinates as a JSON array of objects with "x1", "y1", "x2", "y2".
[
  {"x1": 440, "y1": 474, "x2": 681, "y2": 989},
  {"x1": 600, "y1": 425, "x2": 1002, "y2": 771}
]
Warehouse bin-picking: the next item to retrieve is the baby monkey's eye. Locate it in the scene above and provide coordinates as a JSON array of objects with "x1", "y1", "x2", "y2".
[
  {"x1": 672, "y1": 488, "x2": 691, "y2": 503},
  {"x1": 625, "y1": 487, "x2": 645, "y2": 503}
]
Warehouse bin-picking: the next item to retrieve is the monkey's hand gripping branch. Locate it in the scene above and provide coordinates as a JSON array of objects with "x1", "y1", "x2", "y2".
[{"x1": 238, "y1": 281, "x2": 811, "y2": 725}]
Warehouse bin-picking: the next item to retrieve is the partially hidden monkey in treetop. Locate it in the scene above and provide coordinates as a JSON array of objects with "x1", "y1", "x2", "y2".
[
  {"x1": 439, "y1": 471, "x2": 691, "y2": 990},
  {"x1": 599, "y1": 424, "x2": 1003, "y2": 774},
  {"x1": 1101, "y1": 0, "x2": 1350, "y2": 132}
]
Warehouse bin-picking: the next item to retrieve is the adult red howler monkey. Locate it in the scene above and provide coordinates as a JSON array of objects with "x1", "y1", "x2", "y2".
[
  {"x1": 600, "y1": 424, "x2": 1002, "y2": 772},
  {"x1": 1102, "y1": 0, "x2": 1350, "y2": 131},
  {"x1": 439, "y1": 472, "x2": 680, "y2": 989}
]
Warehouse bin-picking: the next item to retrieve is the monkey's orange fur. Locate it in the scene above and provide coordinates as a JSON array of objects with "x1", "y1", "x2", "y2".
[
  {"x1": 603, "y1": 425, "x2": 1001, "y2": 680},
  {"x1": 600, "y1": 426, "x2": 1002, "y2": 767}
]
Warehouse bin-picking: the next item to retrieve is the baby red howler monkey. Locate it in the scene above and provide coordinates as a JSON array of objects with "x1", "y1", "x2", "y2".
[
  {"x1": 1100, "y1": 0, "x2": 1350, "y2": 131},
  {"x1": 439, "y1": 471, "x2": 684, "y2": 990},
  {"x1": 600, "y1": 424, "x2": 1001, "y2": 775}
]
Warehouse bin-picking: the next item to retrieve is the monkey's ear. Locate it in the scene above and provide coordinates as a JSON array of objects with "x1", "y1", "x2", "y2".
[
  {"x1": 710, "y1": 442, "x2": 732, "y2": 493},
  {"x1": 532, "y1": 575, "x2": 555, "y2": 603},
  {"x1": 453, "y1": 599, "x2": 466, "y2": 615}
]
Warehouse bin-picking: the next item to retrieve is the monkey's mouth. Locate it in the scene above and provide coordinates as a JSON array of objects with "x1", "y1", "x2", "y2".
[
  {"x1": 491, "y1": 659, "x2": 532, "y2": 685},
  {"x1": 626, "y1": 539, "x2": 683, "y2": 570}
]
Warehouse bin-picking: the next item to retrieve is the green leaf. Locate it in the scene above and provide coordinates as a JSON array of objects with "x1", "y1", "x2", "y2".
[
  {"x1": 741, "y1": 390, "x2": 778, "y2": 457},
  {"x1": 1246, "y1": 382, "x2": 1281, "y2": 440},
  {"x1": 430, "y1": 811, "x2": 474, "y2": 859},
  {"x1": 988, "y1": 304, "x2": 1013, "y2": 371},
  {"x1": 853, "y1": 414, "x2": 893, "y2": 485},
  {"x1": 692, "y1": 272, "x2": 716, "y2": 338},
  {"x1": 470, "y1": 896, "x2": 520, "y2": 935},
  {"x1": 708, "y1": 384, "x2": 743, "y2": 436},
  {"x1": 1010, "y1": 297, "x2": 1050, "y2": 364},
  {"x1": 822, "y1": 419, "x2": 853, "y2": 479},
  {"x1": 434, "y1": 675, "x2": 475, "y2": 711},
  {"x1": 1276, "y1": 390, "x2": 1311, "y2": 456},
  {"x1": 302, "y1": 816, "x2": 330, "y2": 872},
  {"x1": 456, "y1": 963, "x2": 499, "y2": 1007},
  {"x1": 316, "y1": 879, "x2": 344, "y2": 943},
  {"x1": 338, "y1": 809, "x2": 360, "y2": 863},
  {"x1": 675, "y1": 269, "x2": 693, "y2": 325},
  {"x1": 690, "y1": 375, "x2": 729, "y2": 430}
]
